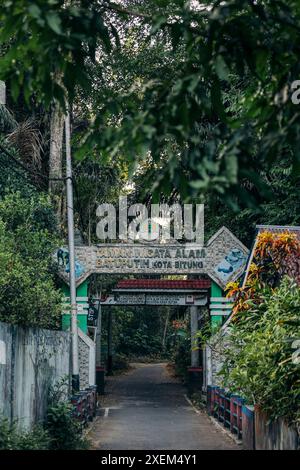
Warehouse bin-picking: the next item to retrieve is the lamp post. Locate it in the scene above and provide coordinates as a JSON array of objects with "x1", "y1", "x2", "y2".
[{"x1": 65, "y1": 111, "x2": 79, "y2": 392}]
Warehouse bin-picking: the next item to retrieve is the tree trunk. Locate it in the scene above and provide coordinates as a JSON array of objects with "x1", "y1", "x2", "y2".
[{"x1": 49, "y1": 102, "x2": 65, "y2": 225}]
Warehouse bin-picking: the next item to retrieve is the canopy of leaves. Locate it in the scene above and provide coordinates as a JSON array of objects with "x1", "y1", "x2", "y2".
[
  {"x1": 0, "y1": 0, "x2": 115, "y2": 106},
  {"x1": 1, "y1": 1, "x2": 300, "y2": 207}
]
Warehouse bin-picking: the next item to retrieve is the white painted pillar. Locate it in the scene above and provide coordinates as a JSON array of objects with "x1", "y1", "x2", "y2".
[
  {"x1": 203, "y1": 345, "x2": 207, "y2": 390},
  {"x1": 206, "y1": 345, "x2": 213, "y2": 386},
  {"x1": 190, "y1": 305, "x2": 199, "y2": 367}
]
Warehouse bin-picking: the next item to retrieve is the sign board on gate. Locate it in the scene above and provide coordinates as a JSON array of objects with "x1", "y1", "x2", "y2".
[
  {"x1": 100, "y1": 293, "x2": 208, "y2": 306},
  {"x1": 56, "y1": 227, "x2": 249, "y2": 289}
]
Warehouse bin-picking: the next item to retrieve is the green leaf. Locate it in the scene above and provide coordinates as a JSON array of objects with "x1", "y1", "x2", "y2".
[
  {"x1": 255, "y1": 49, "x2": 269, "y2": 78},
  {"x1": 46, "y1": 11, "x2": 62, "y2": 35},
  {"x1": 214, "y1": 55, "x2": 229, "y2": 81},
  {"x1": 28, "y1": 4, "x2": 42, "y2": 19}
]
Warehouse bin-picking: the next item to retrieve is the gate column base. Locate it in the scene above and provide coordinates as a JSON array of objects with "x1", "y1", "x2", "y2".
[
  {"x1": 187, "y1": 367, "x2": 203, "y2": 396},
  {"x1": 96, "y1": 366, "x2": 105, "y2": 395}
]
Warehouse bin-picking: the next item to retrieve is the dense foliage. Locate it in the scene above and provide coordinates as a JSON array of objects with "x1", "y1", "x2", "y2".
[
  {"x1": 1, "y1": 2, "x2": 300, "y2": 247},
  {"x1": 221, "y1": 232, "x2": 300, "y2": 423},
  {"x1": 73, "y1": 160, "x2": 126, "y2": 244},
  {"x1": 102, "y1": 304, "x2": 181, "y2": 361},
  {"x1": 169, "y1": 318, "x2": 191, "y2": 380},
  {"x1": 0, "y1": 191, "x2": 61, "y2": 328},
  {"x1": 0, "y1": 418, "x2": 50, "y2": 450},
  {"x1": 0, "y1": 101, "x2": 62, "y2": 329},
  {"x1": 222, "y1": 278, "x2": 300, "y2": 424},
  {"x1": 45, "y1": 401, "x2": 88, "y2": 450},
  {"x1": 2, "y1": 1, "x2": 300, "y2": 209}
]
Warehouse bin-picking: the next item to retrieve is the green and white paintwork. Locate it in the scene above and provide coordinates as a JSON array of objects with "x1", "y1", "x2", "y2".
[
  {"x1": 61, "y1": 279, "x2": 89, "y2": 334},
  {"x1": 210, "y1": 281, "x2": 233, "y2": 328}
]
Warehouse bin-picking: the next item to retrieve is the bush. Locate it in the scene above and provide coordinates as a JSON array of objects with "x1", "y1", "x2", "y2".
[
  {"x1": 45, "y1": 402, "x2": 89, "y2": 450},
  {"x1": 0, "y1": 406, "x2": 89, "y2": 451},
  {"x1": 0, "y1": 417, "x2": 50, "y2": 450},
  {"x1": 221, "y1": 277, "x2": 300, "y2": 424},
  {"x1": 118, "y1": 325, "x2": 164, "y2": 357},
  {"x1": 0, "y1": 192, "x2": 61, "y2": 328},
  {"x1": 44, "y1": 379, "x2": 89, "y2": 450},
  {"x1": 221, "y1": 232, "x2": 300, "y2": 424}
]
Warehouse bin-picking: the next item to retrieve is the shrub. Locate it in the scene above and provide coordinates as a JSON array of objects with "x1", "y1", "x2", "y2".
[
  {"x1": 221, "y1": 231, "x2": 300, "y2": 424},
  {"x1": 44, "y1": 380, "x2": 89, "y2": 450},
  {"x1": 0, "y1": 417, "x2": 50, "y2": 450},
  {"x1": 45, "y1": 402, "x2": 89, "y2": 450},
  {"x1": 221, "y1": 277, "x2": 300, "y2": 424},
  {"x1": 0, "y1": 192, "x2": 61, "y2": 328},
  {"x1": 0, "y1": 378, "x2": 89, "y2": 450}
]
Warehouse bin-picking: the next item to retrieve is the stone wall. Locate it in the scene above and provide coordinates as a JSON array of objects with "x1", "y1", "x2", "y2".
[{"x1": 78, "y1": 329, "x2": 95, "y2": 389}]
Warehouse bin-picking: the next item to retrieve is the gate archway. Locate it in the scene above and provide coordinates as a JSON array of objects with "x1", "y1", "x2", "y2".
[{"x1": 58, "y1": 226, "x2": 249, "y2": 391}]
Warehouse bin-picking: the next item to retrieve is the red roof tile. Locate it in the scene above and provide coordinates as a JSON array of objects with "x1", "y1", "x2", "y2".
[{"x1": 116, "y1": 279, "x2": 211, "y2": 290}]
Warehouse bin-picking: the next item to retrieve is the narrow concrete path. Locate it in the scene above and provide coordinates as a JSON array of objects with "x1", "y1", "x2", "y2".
[{"x1": 89, "y1": 363, "x2": 238, "y2": 450}]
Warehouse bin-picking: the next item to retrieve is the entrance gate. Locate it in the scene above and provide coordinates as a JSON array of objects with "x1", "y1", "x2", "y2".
[{"x1": 58, "y1": 227, "x2": 249, "y2": 391}]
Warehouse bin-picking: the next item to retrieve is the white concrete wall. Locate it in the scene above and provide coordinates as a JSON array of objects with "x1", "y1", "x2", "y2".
[
  {"x1": 203, "y1": 326, "x2": 230, "y2": 389},
  {"x1": 0, "y1": 321, "x2": 70, "y2": 429}
]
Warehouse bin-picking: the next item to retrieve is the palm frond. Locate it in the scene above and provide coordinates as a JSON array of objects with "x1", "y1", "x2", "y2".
[{"x1": 6, "y1": 118, "x2": 43, "y2": 170}]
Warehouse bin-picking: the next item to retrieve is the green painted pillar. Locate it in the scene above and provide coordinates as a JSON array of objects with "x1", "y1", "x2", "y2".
[
  {"x1": 61, "y1": 279, "x2": 89, "y2": 334},
  {"x1": 210, "y1": 281, "x2": 224, "y2": 329}
]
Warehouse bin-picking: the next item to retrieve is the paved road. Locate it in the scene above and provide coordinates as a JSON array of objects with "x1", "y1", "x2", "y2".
[{"x1": 89, "y1": 363, "x2": 238, "y2": 450}]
